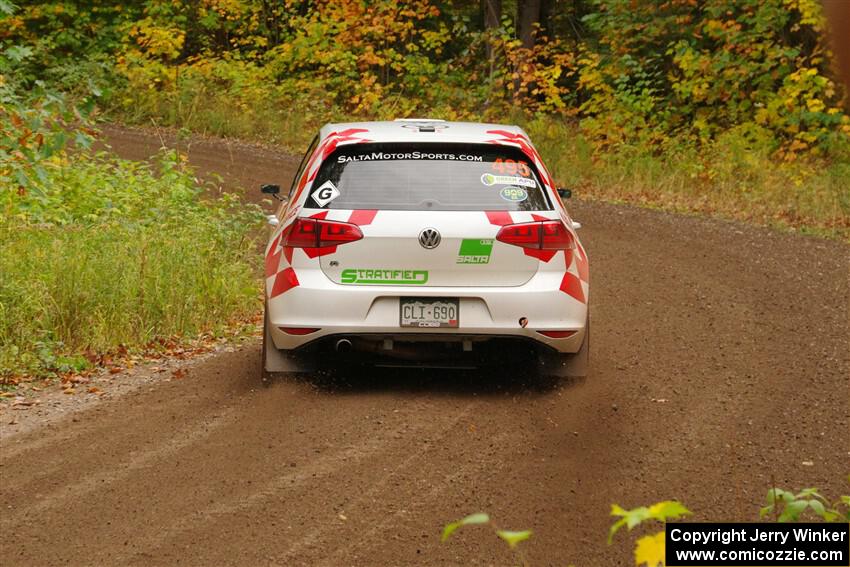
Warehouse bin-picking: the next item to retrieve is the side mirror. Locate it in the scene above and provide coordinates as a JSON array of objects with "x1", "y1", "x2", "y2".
[
  {"x1": 261, "y1": 184, "x2": 287, "y2": 203},
  {"x1": 557, "y1": 187, "x2": 572, "y2": 199}
]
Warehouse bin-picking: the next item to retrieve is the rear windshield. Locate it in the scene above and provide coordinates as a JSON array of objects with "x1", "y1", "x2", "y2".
[{"x1": 307, "y1": 143, "x2": 552, "y2": 211}]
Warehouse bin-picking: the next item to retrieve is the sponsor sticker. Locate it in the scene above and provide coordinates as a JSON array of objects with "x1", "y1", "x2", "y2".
[
  {"x1": 480, "y1": 173, "x2": 536, "y2": 188},
  {"x1": 311, "y1": 180, "x2": 340, "y2": 207},
  {"x1": 499, "y1": 186, "x2": 528, "y2": 202},
  {"x1": 341, "y1": 269, "x2": 429, "y2": 285},
  {"x1": 456, "y1": 239, "x2": 494, "y2": 264},
  {"x1": 337, "y1": 152, "x2": 482, "y2": 163}
]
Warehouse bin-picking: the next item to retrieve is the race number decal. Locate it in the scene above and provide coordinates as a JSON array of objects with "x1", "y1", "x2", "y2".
[
  {"x1": 492, "y1": 158, "x2": 531, "y2": 177},
  {"x1": 311, "y1": 180, "x2": 340, "y2": 207}
]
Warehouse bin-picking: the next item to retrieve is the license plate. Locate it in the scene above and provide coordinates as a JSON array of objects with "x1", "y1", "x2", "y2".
[{"x1": 400, "y1": 298, "x2": 459, "y2": 328}]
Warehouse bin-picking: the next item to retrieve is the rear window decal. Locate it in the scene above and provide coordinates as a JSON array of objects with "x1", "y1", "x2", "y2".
[
  {"x1": 340, "y1": 269, "x2": 429, "y2": 285},
  {"x1": 311, "y1": 142, "x2": 552, "y2": 211},
  {"x1": 480, "y1": 173, "x2": 536, "y2": 188},
  {"x1": 491, "y1": 159, "x2": 531, "y2": 177},
  {"x1": 456, "y1": 239, "x2": 494, "y2": 264},
  {"x1": 338, "y1": 152, "x2": 482, "y2": 163},
  {"x1": 311, "y1": 180, "x2": 340, "y2": 207},
  {"x1": 499, "y1": 187, "x2": 528, "y2": 202}
]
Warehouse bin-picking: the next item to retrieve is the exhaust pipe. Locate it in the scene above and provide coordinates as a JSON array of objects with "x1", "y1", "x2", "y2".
[{"x1": 335, "y1": 338, "x2": 353, "y2": 353}]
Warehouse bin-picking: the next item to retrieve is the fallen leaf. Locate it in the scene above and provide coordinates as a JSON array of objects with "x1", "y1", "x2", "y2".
[
  {"x1": 172, "y1": 368, "x2": 187, "y2": 379},
  {"x1": 0, "y1": 392, "x2": 14, "y2": 398},
  {"x1": 88, "y1": 387, "x2": 102, "y2": 394},
  {"x1": 108, "y1": 367, "x2": 122, "y2": 374},
  {"x1": 635, "y1": 531, "x2": 665, "y2": 567}
]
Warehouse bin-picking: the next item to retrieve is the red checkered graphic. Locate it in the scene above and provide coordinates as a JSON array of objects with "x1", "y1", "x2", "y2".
[
  {"x1": 348, "y1": 209, "x2": 378, "y2": 226},
  {"x1": 270, "y1": 267, "x2": 299, "y2": 297},
  {"x1": 486, "y1": 210, "x2": 513, "y2": 226},
  {"x1": 290, "y1": 128, "x2": 372, "y2": 206},
  {"x1": 265, "y1": 233, "x2": 283, "y2": 278},
  {"x1": 266, "y1": 129, "x2": 373, "y2": 300},
  {"x1": 486, "y1": 132, "x2": 588, "y2": 304}
]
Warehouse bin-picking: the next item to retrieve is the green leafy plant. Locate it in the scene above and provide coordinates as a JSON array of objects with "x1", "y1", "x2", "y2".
[
  {"x1": 444, "y1": 481, "x2": 849, "y2": 567},
  {"x1": 761, "y1": 482, "x2": 850, "y2": 522},
  {"x1": 608, "y1": 501, "x2": 692, "y2": 567},
  {"x1": 0, "y1": 84, "x2": 264, "y2": 381},
  {"x1": 442, "y1": 512, "x2": 534, "y2": 567}
]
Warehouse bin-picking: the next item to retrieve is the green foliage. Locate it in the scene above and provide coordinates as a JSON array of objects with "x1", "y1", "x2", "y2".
[
  {"x1": 0, "y1": 46, "x2": 97, "y2": 193},
  {"x1": 578, "y1": 0, "x2": 849, "y2": 154},
  {"x1": 608, "y1": 501, "x2": 691, "y2": 544},
  {"x1": 0, "y1": 1, "x2": 131, "y2": 95},
  {"x1": 1, "y1": 0, "x2": 835, "y2": 237},
  {"x1": 441, "y1": 512, "x2": 533, "y2": 566},
  {"x1": 761, "y1": 484, "x2": 850, "y2": 522},
  {"x1": 606, "y1": 501, "x2": 691, "y2": 567},
  {"x1": 441, "y1": 512, "x2": 491, "y2": 542},
  {"x1": 4, "y1": 0, "x2": 847, "y2": 154},
  {"x1": 0, "y1": 97, "x2": 264, "y2": 381},
  {"x1": 524, "y1": 116, "x2": 850, "y2": 238},
  {"x1": 603, "y1": 483, "x2": 850, "y2": 567}
]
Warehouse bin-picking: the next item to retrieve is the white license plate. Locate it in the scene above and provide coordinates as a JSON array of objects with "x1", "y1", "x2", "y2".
[{"x1": 400, "y1": 298, "x2": 459, "y2": 328}]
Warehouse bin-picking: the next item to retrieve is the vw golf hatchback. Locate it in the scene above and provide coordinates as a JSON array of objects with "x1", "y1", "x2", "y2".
[{"x1": 261, "y1": 120, "x2": 589, "y2": 380}]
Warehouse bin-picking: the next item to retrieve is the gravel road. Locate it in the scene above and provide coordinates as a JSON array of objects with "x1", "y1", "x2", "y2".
[{"x1": 1, "y1": 124, "x2": 848, "y2": 567}]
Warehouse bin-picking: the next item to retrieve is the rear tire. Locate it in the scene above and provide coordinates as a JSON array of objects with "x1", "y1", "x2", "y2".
[{"x1": 260, "y1": 308, "x2": 275, "y2": 386}]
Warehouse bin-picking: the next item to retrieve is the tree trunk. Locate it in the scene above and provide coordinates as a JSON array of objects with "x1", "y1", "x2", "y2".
[
  {"x1": 482, "y1": 0, "x2": 501, "y2": 61},
  {"x1": 824, "y1": 0, "x2": 850, "y2": 107},
  {"x1": 517, "y1": 0, "x2": 542, "y2": 50}
]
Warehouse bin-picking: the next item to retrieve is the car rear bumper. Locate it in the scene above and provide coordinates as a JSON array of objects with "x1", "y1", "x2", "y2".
[{"x1": 266, "y1": 267, "x2": 588, "y2": 354}]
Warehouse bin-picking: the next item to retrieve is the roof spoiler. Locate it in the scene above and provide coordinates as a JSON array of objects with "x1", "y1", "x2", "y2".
[{"x1": 393, "y1": 118, "x2": 446, "y2": 123}]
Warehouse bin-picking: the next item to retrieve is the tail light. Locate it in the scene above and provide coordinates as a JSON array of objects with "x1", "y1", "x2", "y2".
[
  {"x1": 496, "y1": 220, "x2": 575, "y2": 250},
  {"x1": 282, "y1": 218, "x2": 363, "y2": 248},
  {"x1": 279, "y1": 327, "x2": 320, "y2": 335},
  {"x1": 537, "y1": 330, "x2": 577, "y2": 339}
]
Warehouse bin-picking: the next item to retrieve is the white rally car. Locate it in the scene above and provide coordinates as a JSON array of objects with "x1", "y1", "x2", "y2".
[{"x1": 261, "y1": 120, "x2": 589, "y2": 380}]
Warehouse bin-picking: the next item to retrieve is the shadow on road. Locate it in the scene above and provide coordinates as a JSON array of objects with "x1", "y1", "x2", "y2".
[{"x1": 277, "y1": 360, "x2": 583, "y2": 397}]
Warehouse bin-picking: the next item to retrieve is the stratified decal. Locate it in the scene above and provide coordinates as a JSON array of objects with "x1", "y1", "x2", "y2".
[{"x1": 341, "y1": 269, "x2": 429, "y2": 285}]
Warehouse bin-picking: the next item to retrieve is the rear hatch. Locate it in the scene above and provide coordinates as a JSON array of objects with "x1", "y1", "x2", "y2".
[
  {"x1": 307, "y1": 142, "x2": 555, "y2": 287},
  {"x1": 319, "y1": 211, "x2": 540, "y2": 287}
]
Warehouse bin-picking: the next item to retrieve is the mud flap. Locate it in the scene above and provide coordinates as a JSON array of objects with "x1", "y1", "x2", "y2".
[
  {"x1": 537, "y1": 322, "x2": 589, "y2": 378},
  {"x1": 262, "y1": 309, "x2": 316, "y2": 377}
]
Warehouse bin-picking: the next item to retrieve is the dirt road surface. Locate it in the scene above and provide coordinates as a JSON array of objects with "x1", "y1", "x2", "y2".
[{"x1": 2, "y1": 125, "x2": 848, "y2": 567}]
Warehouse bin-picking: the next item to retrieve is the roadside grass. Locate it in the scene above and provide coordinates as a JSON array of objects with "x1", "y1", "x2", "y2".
[
  {"x1": 0, "y1": 150, "x2": 264, "y2": 382},
  {"x1": 110, "y1": 76, "x2": 850, "y2": 240},
  {"x1": 524, "y1": 118, "x2": 850, "y2": 239}
]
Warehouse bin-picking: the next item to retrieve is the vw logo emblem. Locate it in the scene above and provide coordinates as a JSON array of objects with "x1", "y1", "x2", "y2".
[{"x1": 418, "y1": 228, "x2": 441, "y2": 249}]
